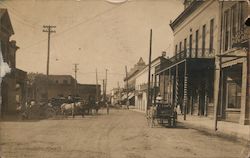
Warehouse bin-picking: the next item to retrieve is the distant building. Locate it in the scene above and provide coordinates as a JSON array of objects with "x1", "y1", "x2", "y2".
[
  {"x1": 77, "y1": 84, "x2": 101, "y2": 103},
  {"x1": 110, "y1": 87, "x2": 122, "y2": 105},
  {"x1": 123, "y1": 57, "x2": 146, "y2": 105},
  {"x1": 27, "y1": 73, "x2": 101, "y2": 103},
  {"x1": 0, "y1": 9, "x2": 27, "y2": 116},
  {"x1": 27, "y1": 74, "x2": 76, "y2": 102}
]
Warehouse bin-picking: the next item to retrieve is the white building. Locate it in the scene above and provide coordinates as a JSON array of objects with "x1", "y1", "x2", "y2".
[{"x1": 135, "y1": 55, "x2": 169, "y2": 113}]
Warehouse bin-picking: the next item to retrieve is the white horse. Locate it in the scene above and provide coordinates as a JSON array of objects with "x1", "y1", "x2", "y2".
[{"x1": 61, "y1": 101, "x2": 85, "y2": 118}]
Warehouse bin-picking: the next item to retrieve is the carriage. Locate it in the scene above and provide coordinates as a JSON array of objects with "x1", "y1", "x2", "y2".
[{"x1": 146, "y1": 102, "x2": 177, "y2": 128}]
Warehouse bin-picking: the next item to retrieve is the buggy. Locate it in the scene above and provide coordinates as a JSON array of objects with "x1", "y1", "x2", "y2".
[{"x1": 146, "y1": 103, "x2": 177, "y2": 128}]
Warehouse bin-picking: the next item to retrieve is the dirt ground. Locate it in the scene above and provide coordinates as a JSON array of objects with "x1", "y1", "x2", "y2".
[{"x1": 0, "y1": 109, "x2": 249, "y2": 158}]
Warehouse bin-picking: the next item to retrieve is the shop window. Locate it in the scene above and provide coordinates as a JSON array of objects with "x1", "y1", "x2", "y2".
[{"x1": 227, "y1": 82, "x2": 241, "y2": 109}]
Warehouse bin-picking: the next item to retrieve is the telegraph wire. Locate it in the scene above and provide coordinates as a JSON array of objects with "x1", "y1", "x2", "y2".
[{"x1": 21, "y1": 3, "x2": 124, "y2": 51}]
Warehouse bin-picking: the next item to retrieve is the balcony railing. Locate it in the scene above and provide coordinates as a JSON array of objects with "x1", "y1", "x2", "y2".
[
  {"x1": 169, "y1": 48, "x2": 215, "y2": 64},
  {"x1": 232, "y1": 27, "x2": 249, "y2": 48}
]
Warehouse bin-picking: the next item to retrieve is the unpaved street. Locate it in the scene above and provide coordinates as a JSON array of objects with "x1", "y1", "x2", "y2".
[{"x1": 0, "y1": 109, "x2": 248, "y2": 158}]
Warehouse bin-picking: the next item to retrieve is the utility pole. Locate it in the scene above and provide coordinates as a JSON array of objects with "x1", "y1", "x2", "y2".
[
  {"x1": 103, "y1": 79, "x2": 105, "y2": 103},
  {"x1": 147, "y1": 29, "x2": 152, "y2": 112},
  {"x1": 105, "y1": 69, "x2": 109, "y2": 114},
  {"x1": 43, "y1": 25, "x2": 56, "y2": 102},
  {"x1": 96, "y1": 69, "x2": 99, "y2": 104},
  {"x1": 125, "y1": 66, "x2": 129, "y2": 108},
  {"x1": 117, "y1": 82, "x2": 120, "y2": 105},
  {"x1": 73, "y1": 64, "x2": 79, "y2": 97}
]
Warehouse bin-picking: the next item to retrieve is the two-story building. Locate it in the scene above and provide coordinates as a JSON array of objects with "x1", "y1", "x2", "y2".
[
  {"x1": 27, "y1": 74, "x2": 76, "y2": 102},
  {"x1": 0, "y1": 9, "x2": 27, "y2": 116},
  {"x1": 157, "y1": 0, "x2": 219, "y2": 118},
  {"x1": 214, "y1": 1, "x2": 249, "y2": 125}
]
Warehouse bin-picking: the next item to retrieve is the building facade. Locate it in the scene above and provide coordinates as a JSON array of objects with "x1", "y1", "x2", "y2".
[
  {"x1": 214, "y1": 1, "x2": 250, "y2": 124},
  {"x1": 27, "y1": 74, "x2": 76, "y2": 102},
  {"x1": 156, "y1": 0, "x2": 249, "y2": 125},
  {"x1": 157, "y1": 0, "x2": 219, "y2": 117},
  {"x1": 0, "y1": 9, "x2": 27, "y2": 116},
  {"x1": 135, "y1": 55, "x2": 169, "y2": 113}
]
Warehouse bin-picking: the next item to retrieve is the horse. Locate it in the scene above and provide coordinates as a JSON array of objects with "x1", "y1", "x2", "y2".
[{"x1": 60, "y1": 101, "x2": 85, "y2": 118}]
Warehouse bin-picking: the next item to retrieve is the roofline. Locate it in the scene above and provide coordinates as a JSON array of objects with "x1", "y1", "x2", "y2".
[
  {"x1": 1, "y1": 9, "x2": 14, "y2": 35},
  {"x1": 169, "y1": 1, "x2": 204, "y2": 31}
]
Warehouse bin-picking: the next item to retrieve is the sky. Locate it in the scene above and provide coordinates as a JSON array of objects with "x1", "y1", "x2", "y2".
[{"x1": 0, "y1": 0, "x2": 183, "y2": 92}]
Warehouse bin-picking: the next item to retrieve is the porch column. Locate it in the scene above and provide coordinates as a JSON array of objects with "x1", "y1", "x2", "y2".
[
  {"x1": 184, "y1": 61, "x2": 188, "y2": 120},
  {"x1": 175, "y1": 65, "x2": 179, "y2": 107},
  {"x1": 154, "y1": 74, "x2": 157, "y2": 106},
  {"x1": 169, "y1": 68, "x2": 172, "y2": 105},
  {"x1": 240, "y1": 60, "x2": 248, "y2": 124},
  {"x1": 167, "y1": 69, "x2": 171, "y2": 104},
  {"x1": 163, "y1": 71, "x2": 166, "y2": 101}
]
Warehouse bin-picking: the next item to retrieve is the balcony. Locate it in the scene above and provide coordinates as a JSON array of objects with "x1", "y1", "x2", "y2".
[
  {"x1": 232, "y1": 27, "x2": 249, "y2": 49},
  {"x1": 169, "y1": 48, "x2": 215, "y2": 64}
]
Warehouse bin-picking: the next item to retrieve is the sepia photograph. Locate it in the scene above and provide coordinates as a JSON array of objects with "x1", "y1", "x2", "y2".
[{"x1": 0, "y1": 0, "x2": 249, "y2": 157}]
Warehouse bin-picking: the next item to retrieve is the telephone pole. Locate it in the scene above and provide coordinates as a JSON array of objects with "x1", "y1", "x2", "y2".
[
  {"x1": 43, "y1": 25, "x2": 56, "y2": 77},
  {"x1": 105, "y1": 69, "x2": 109, "y2": 114},
  {"x1": 73, "y1": 64, "x2": 79, "y2": 97},
  {"x1": 125, "y1": 66, "x2": 129, "y2": 107},
  {"x1": 96, "y1": 69, "x2": 99, "y2": 103},
  {"x1": 147, "y1": 29, "x2": 152, "y2": 112},
  {"x1": 43, "y1": 25, "x2": 56, "y2": 102}
]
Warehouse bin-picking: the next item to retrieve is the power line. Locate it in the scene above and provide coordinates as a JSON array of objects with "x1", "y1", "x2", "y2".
[
  {"x1": 0, "y1": 2, "x2": 38, "y2": 29},
  {"x1": 21, "y1": 4, "x2": 123, "y2": 51}
]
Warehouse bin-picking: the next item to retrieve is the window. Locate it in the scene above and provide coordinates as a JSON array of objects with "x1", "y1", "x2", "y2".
[
  {"x1": 189, "y1": 34, "x2": 192, "y2": 57},
  {"x1": 202, "y1": 24, "x2": 206, "y2": 55},
  {"x1": 209, "y1": 19, "x2": 214, "y2": 52},
  {"x1": 195, "y1": 29, "x2": 199, "y2": 57},
  {"x1": 224, "y1": 10, "x2": 230, "y2": 51},
  {"x1": 184, "y1": 38, "x2": 187, "y2": 55},
  {"x1": 238, "y1": 2, "x2": 244, "y2": 30},
  {"x1": 231, "y1": 5, "x2": 237, "y2": 38},
  {"x1": 227, "y1": 82, "x2": 241, "y2": 109},
  {"x1": 175, "y1": 45, "x2": 178, "y2": 55},
  {"x1": 179, "y1": 42, "x2": 182, "y2": 53}
]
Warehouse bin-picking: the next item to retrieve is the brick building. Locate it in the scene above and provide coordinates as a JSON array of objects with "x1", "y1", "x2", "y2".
[{"x1": 0, "y1": 9, "x2": 27, "y2": 116}]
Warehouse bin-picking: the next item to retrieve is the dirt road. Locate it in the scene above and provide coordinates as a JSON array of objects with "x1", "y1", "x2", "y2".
[{"x1": 0, "y1": 109, "x2": 248, "y2": 158}]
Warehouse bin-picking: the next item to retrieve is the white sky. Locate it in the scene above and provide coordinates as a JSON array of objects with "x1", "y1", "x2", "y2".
[{"x1": 0, "y1": 0, "x2": 183, "y2": 92}]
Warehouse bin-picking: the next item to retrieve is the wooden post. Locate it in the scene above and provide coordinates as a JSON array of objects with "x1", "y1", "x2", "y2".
[
  {"x1": 147, "y1": 29, "x2": 152, "y2": 110},
  {"x1": 175, "y1": 65, "x2": 179, "y2": 107},
  {"x1": 154, "y1": 74, "x2": 157, "y2": 106},
  {"x1": 183, "y1": 61, "x2": 188, "y2": 120},
  {"x1": 163, "y1": 71, "x2": 166, "y2": 101}
]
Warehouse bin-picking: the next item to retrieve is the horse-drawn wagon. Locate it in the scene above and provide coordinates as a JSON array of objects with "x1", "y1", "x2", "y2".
[{"x1": 146, "y1": 102, "x2": 177, "y2": 128}]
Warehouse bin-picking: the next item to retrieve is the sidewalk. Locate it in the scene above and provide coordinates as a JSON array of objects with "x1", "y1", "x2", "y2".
[{"x1": 178, "y1": 115, "x2": 250, "y2": 143}]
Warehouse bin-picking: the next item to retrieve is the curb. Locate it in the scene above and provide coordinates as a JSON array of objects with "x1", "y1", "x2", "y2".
[{"x1": 178, "y1": 120, "x2": 250, "y2": 145}]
